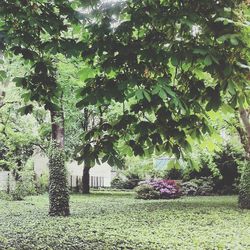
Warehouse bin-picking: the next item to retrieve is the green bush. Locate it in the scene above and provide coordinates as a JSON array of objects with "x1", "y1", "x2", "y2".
[
  {"x1": 181, "y1": 177, "x2": 214, "y2": 196},
  {"x1": 36, "y1": 172, "x2": 49, "y2": 194},
  {"x1": 183, "y1": 144, "x2": 245, "y2": 195},
  {"x1": 123, "y1": 172, "x2": 141, "y2": 189},
  {"x1": 111, "y1": 173, "x2": 141, "y2": 190},
  {"x1": 10, "y1": 170, "x2": 37, "y2": 201},
  {"x1": 183, "y1": 151, "x2": 216, "y2": 181},
  {"x1": 135, "y1": 184, "x2": 160, "y2": 200},
  {"x1": 181, "y1": 181, "x2": 199, "y2": 196},
  {"x1": 0, "y1": 191, "x2": 11, "y2": 201},
  {"x1": 239, "y1": 164, "x2": 250, "y2": 209},
  {"x1": 10, "y1": 181, "x2": 26, "y2": 200},
  {"x1": 164, "y1": 167, "x2": 183, "y2": 180},
  {"x1": 213, "y1": 144, "x2": 245, "y2": 194},
  {"x1": 196, "y1": 177, "x2": 214, "y2": 196},
  {"x1": 111, "y1": 176, "x2": 126, "y2": 189}
]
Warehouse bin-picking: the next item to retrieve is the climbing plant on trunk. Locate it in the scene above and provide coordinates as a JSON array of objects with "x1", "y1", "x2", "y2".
[{"x1": 0, "y1": 0, "x2": 80, "y2": 216}]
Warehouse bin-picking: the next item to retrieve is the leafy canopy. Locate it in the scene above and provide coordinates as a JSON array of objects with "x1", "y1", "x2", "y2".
[{"x1": 76, "y1": 0, "x2": 250, "y2": 166}]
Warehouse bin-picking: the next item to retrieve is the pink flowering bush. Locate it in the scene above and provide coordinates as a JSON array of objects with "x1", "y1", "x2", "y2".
[{"x1": 135, "y1": 179, "x2": 181, "y2": 200}]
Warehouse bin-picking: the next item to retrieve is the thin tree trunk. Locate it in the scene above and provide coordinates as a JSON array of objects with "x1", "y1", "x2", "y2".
[
  {"x1": 82, "y1": 166, "x2": 90, "y2": 194},
  {"x1": 48, "y1": 109, "x2": 70, "y2": 216},
  {"x1": 82, "y1": 108, "x2": 91, "y2": 194}
]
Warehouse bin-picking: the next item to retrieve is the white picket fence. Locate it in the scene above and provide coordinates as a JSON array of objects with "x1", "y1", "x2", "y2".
[
  {"x1": 0, "y1": 171, "x2": 15, "y2": 192},
  {"x1": 0, "y1": 171, "x2": 107, "y2": 192}
]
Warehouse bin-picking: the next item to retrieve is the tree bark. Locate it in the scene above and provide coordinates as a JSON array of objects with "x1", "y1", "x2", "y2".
[
  {"x1": 82, "y1": 166, "x2": 90, "y2": 194},
  {"x1": 238, "y1": 108, "x2": 250, "y2": 209},
  {"x1": 239, "y1": 108, "x2": 250, "y2": 158},
  {"x1": 48, "y1": 109, "x2": 70, "y2": 216}
]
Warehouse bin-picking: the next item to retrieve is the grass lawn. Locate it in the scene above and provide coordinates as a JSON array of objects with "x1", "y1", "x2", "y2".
[{"x1": 0, "y1": 192, "x2": 250, "y2": 250}]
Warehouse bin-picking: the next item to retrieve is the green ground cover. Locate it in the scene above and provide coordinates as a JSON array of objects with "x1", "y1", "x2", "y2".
[{"x1": 0, "y1": 192, "x2": 250, "y2": 250}]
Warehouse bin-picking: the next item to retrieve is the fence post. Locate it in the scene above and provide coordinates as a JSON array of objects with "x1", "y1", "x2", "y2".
[
  {"x1": 7, "y1": 173, "x2": 10, "y2": 194},
  {"x1": 76, "y1": 176, "x2": 79, "y2": 193}
]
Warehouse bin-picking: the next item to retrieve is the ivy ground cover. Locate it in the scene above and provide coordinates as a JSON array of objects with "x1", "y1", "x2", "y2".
[{"x1": 0, "y1": 192, "x2": 250, "y2": 249}]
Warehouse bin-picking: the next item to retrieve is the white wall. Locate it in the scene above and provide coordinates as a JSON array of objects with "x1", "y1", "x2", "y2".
[
  {"x1": 32, "y1": 154, "x2": 113, "y2": 187},
  {"x1": 0, "y1": 171, "x2": 15, "y2": 191}
]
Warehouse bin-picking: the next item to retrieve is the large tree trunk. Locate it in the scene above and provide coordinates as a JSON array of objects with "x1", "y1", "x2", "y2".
[
  {"x1": 48, "y1": 109, "x2": 70, "y2": 216},
  {"x1": 82, "y1": 166, "x2": 90, "y2": 194},
  {"x1": 238, "y1": 108, "x2": 250, "y2": 209},
  {"x1": 239, "y1": 109, "x2": 250, "y2": 158}
]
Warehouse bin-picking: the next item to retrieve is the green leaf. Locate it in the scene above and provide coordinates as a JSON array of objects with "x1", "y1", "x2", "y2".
[
  {"x1": 21, "y1": 92, "x2": 31, "y2": 103},
  {"x1": 204, "y1": 55, "x2": 212, "y2": 66},
  {"x1": 143, "y1": 90, "x2": 151, "y2": 102},
  {"x1": 0, "y1": 70, "x2": 7, "y2": 80},
  {"x1": 18, "y1": 104, "x2": 33, "y2": 115},
  {"x1": 171, "y1": 56, "x2": 179, "y2": 66},
  {"x1": 135, "y1": 89, "x2": 144, "y2": 101},
  {"x1": 230, "y1": 37, "x2": 239, "y2": 46},
  {"x1": 193, "y1": 48, "x2": 208, "y2": 56}
]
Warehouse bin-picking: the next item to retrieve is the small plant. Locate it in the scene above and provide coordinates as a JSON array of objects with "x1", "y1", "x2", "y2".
[{"x1": 135, "y1": 184, "x2": 160, "y2": 200}]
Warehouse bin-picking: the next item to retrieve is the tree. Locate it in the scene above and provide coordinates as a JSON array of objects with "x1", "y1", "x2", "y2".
[
  {"x1": 0, "y1": 0, "x2": 81, "y2": 216},
  {"x1": 77, "y1": 0, "x2": 249, "y2": 162},
  {"x1": 76, "y1": 1, "x2": 250, "y2": 206}
]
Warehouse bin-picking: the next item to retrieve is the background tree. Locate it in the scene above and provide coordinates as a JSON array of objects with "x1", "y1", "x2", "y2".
[{"x1": 0, "y1": 0, "x2": 81, "y2": 216}]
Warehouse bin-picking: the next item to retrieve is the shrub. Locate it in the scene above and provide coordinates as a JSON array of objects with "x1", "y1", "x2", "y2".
[
  {"x1": 164, "y1": 168, "x2": 183, "y2": 180},
  {"x1": 150, "y1": 180, "x2": 181, "y2": 199},
  {"x1": 183, "y1": 151, "x2": 216, "y2": 181},
  {"x1": 111, "y1": 176, "x2": 126, "y2": 189},
  {"x1": 135, "y1": 179, "x2": 181, "y2": 199},
  {"x1": 10, "y1": 170, "x2": 37, "y2": 201},
  {"x1": 135, "y1": 184, "x2": 160, "y2": 200},
  {"x1": 181, "y1": 181, "x2": 199, "y2": 196},
  {"x1": 123, "y1": 172, "x2": 141, "y2": 189},
  {"x1": 111, "y1": 173, "x2": 141, "y2": 190},
  {"x1": 0, "y1": 191, "x2": 11, "y2": 201},
  {"x1": 36, "y1": 173, "x2": 49, "y2": 194},
  {"x1": 10, "y1": 181, "x2": 26, "y2": 200},
  {"x1": 195, "y1": 177, "x2": 214, "y2": 196},
  {"x1": 181, "y1": 177, "x2": 214, "y2": 196},
  {"x1": 213, "y1": 144, "x2": 245, "y2": 194}
]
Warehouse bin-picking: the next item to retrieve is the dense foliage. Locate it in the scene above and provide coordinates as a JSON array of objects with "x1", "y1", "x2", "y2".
[
  {"x1": 136, "y1": 179, "x2": 181, "y2": 199},
  {"x1": 48, "y1": 146, "x2": 70, "y2": 216},
  {"x1": 0, "y1": 0, "x2": 250, "y2": 213},
  {"x1": 0, "y1": 193, "x2": 249, "y2": 249},
  {"x1": 77, "y1": 0, "x2": 250, "y2": 168},
  {"x1": 181, "y1": 177, "x2": 214, "y2": 196},
  {"x1": 239, "y1": 163, "x2": 250, "y2": 209}
]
